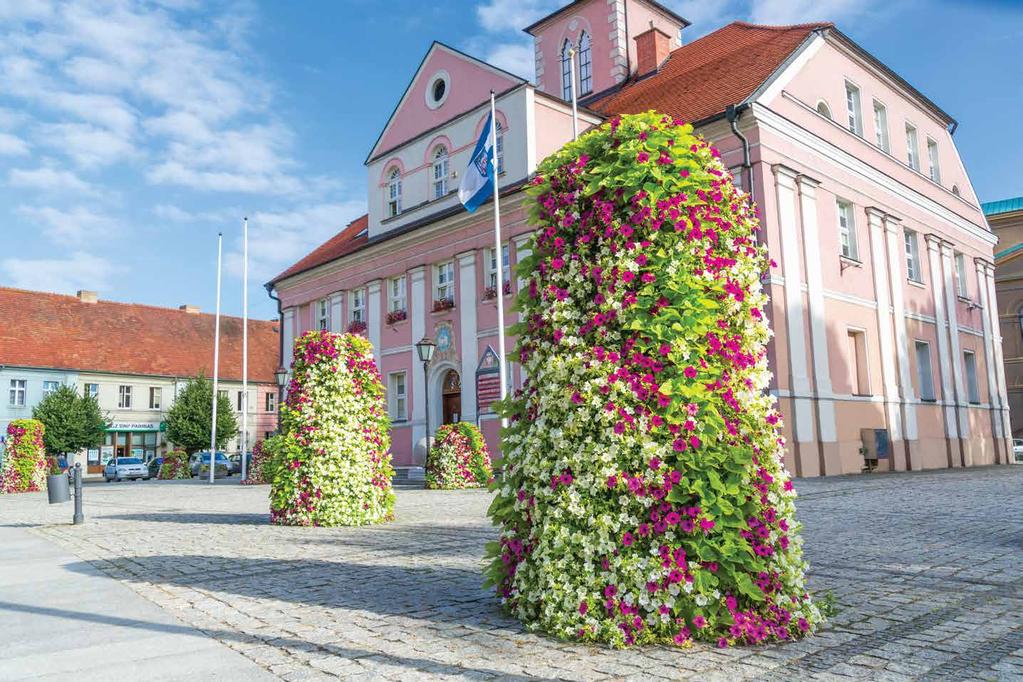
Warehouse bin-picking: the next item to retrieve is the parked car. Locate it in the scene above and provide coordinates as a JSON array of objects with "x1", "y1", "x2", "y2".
[
  {"x1": 229, "y1": 452, "x2": 253, "y2": 476},
  {"x1": 1013, "y1": 439, "x2": 1023, "y2": 463},
  {"x1": 147, "y1": 457, "x2": 164, "y2": 479},
  {"x1": 104, "y1": 457, "x2": 150, "y2": 482},
  {"x1": 190, "y1": 451, "x2": 231, "y2": 478}
]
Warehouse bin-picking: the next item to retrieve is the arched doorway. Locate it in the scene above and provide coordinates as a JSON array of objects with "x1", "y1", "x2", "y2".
[{"x1": 442, "y1": 369, "x2": 461, "y2": 424}]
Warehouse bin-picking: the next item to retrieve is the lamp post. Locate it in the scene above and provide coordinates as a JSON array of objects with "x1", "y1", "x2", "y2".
[
  {"x1": 415, "y1": 336, "x2": 436, "y2": 463},
  {"x1": 274, "y1": 366, "x2": 288, "y2": 434}
]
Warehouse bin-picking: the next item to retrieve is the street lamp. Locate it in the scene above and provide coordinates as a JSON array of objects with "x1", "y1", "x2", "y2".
[
  {"x1": 415, "y1": 336, "x2": 436, "y2": 463},
  {"x1": 274, "y1": 366, "x2": 288, "y2": 434}
]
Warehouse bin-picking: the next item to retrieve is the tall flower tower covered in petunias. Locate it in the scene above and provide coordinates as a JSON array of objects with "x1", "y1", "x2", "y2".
[
  {"x1": 0, "y1": 419, "x2": 47, "y2": 494},
  {"x1": 486, "y1": 112, "x2": 824, "y2": 648},
  {"x1": 268, "y1": 331, "x2": 394, "y2": 526}
]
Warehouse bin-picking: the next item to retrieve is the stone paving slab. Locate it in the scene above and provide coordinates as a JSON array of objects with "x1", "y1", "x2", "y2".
[{"x1": 0, "y1": 466, "x2": 1021, "y2": 680}]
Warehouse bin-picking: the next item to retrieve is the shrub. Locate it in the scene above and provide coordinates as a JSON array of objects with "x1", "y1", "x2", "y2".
[
  {"x1": 241, "y1": 439, "x2": 271, "y2": 485},
  {"x1": 485, "y1": 112, "x2": 823, "y2": 648},
  {"x1": 0, "y1": 419, "x2": 48, "y2": 494},
  {"x1": 425, "y1": 422, "x2": 493, "y2": 489},
  {"x1": 266, "y1": 331, "x2": 394, "y2": 526},
  {"x1": 158, "y1": 450, "x2": 191, "y2": 480}
]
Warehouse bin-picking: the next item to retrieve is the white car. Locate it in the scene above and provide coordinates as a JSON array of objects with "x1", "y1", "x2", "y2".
[
  {"x1": 1013, "y1": 439, "x2": 1023, "y2": 463},
  {"x1": 103, "y1": 457, "x2": 151, "y2": 482}
]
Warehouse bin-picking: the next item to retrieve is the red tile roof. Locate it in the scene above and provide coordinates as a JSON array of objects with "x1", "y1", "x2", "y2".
[
  {"x1": 592, "y1": 21, "x2": 830, "y2": 123},
  {"x1": 272, "y1": 214, "x2": 368, "y2": 284},
  {"x1": 0, "y1": 287, "x2": 279, "y2": 382}
]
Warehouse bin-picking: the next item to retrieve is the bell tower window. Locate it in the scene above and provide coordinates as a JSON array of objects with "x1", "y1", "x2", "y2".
[
  {"x1": 387, "y1": 167, "x2": 402, "y2": 217},
  {"x1": 432, "y1": 146, "x2": 449, "y2": 199},
  {"x1": 561, "y1": 40, "x2": 574, "y2": 101},
  {"x1": 578, "y1": 32, "x2": 592, "y2": 95}
]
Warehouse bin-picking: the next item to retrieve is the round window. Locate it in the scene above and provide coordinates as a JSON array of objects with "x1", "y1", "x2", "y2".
[
  {"x1": 432, "y1": 78, "x2": 446, "y2": 103},
  {"x1": 425, "y1": 70, "x2": 450, "y2": 109}
]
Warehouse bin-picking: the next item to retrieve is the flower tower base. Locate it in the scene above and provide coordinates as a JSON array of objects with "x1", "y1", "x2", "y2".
[
  {"x1": 425, "y1": 422, "x2": 493, "y2": 489},
  {"x1": 0, "y1": 419, "x2": 48, "y2": 494}
]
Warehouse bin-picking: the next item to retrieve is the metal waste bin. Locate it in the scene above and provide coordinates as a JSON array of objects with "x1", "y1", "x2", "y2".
[{"x1": 47, "y1": 472, "x2": 70, "y2": 504}]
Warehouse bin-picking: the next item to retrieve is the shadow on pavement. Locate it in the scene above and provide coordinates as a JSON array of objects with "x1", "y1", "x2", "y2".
[{"x1": 104, "y1": 512, "x2": 269, "y2": 525}]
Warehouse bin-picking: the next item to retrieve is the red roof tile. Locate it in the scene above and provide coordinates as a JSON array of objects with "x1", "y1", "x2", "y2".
[
  {"x1": 272, "y1": 214, "x2": 368, "y2": 284},
  {"x1": 592, "y1": 21, "x2": 830, "y2": 123},
  {"x1": 0, "y1": 287, "x2": 279, "y2": 382}
]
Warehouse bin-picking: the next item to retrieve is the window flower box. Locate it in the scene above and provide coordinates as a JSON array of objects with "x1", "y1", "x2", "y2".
[
  {"x1": 386, "y1": 309, "x2": 407, "y2": 325},
  {"x1": 346, "y1": 320, "x2": 367, "y2": 335},
  {"x1": 482, "y1": 280, "x2": 513, "y2": 301},
  {"x1": 432, "y1": 297, "x2": 455, "y2": 312}
]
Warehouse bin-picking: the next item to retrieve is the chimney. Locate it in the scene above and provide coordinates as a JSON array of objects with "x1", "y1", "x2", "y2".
[
  {"x1": 634, "y1": 23, "x2": 672, "y2": 77},
  {"x1": 77, "y1": 290, "x2": 98, "y2": 304},
  {"x1": 179, "y1": 304, "x2": 201, "y2": 314}
]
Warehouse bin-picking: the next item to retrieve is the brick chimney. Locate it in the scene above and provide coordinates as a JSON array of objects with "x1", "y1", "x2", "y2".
[
  {"x1": 179, "y1": 304, "x2": 200, "y2": 314},
  {"x1": 76, "y1": 290, "x2": 98, "y2": 303},
  {"x1": 634, "y1": 24, "x2": 672, "y2": 77}
]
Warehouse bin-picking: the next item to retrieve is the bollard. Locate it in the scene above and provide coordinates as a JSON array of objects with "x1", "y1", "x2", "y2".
[{"x1": 72, "y1": 463, "x2": 84, "y2": 525}]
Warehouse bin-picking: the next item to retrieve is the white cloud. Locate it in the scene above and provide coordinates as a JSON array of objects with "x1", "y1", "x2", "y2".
[
  {"x1": 0, "y1": 132, "x2": 29, "y2": 155},
  {"x1": 8, "y1": 165, "x2": 94, "y2": 193},
  {"x1": 1, "y1": 251, "x2": 118, "y2": 294},
  {"x1": 486, "y1": 43, "x2": 535, "y2": 81},
  {"x1": 38, "y1": 122, "x2": 138, "y2": 168},
  {"x1": 476, "y1": 0, "x2": 559, "y2": 33},
  {"x1": 15, "y1": 205, "x2": 117, "y2": 244}
]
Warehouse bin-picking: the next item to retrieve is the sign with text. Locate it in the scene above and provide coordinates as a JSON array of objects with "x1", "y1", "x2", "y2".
[{"x1": 475, "y1": 345, "x2": 502, "y2": 415}]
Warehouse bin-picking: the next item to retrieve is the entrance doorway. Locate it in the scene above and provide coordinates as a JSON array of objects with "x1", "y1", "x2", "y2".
[{"x1": 441, "y1": 369, "x2": 461, "y2": 424}]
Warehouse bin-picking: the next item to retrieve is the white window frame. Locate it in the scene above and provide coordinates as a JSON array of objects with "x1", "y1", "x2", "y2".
[
  {"x1": 926, "y1": 137, "x2": 941, "y2": 184},
  {"x1": 388, "y1": 371, "x2": 407, "y2": 422},
  {"x1": 265, "y1": 391, "x2": 276, "y2": 413},
  {"x1": 915, "y1": 340, "x2": 935, "y2": 401},
  {"x1": 495, "y1": 120, "x2": 505, "y2": 175},
  {"x1": 42, "y1": 380, "x2": 59, "y2": 396},
  {"x1": 963, "y1": 350, "x2": 980, "y2": 404},
  {"x1": 9, "y1": 379, "x2": 26, "y2": 407},
  {"x1": 388, "y1": 275, "x2": 406, "y2": 313},
  {"x1": 904, "y1": 229, "x2": 922, "y2": 283},
  {"x1": 905, "y1": 122, "x2": 920, "y2": 170},
  {"x1": 432, "y1": 146, "x2": 449, "y2": 199},
  {"x1": 845, "y1": 81, "x2": 863, "y2": 136},
  {"x1": 837, "y1": 199, "x2": 858, "y2": 261},
  {"x1": 84, "y1": 383, "x2": 98, "y2": 399},
  {"x1": 486, "y1": 243, "x2": 511, "y2": 291},
  {"x1": 872, "y1": 99, "x2": 889, "y2": 152},
  {"x1": 387, "y1": 167, "x2": 402, "y2": 217},
  {"x1": 149, "y1": 386, "x2": 162, "y2": 410},
  {"x1": 954, "y1": 251, "x2": 968, "y2": 298},
  {"x1": 561, "y1": 39, "x2": 574, "y2": 101},
  {"x1": 118, "y1": 385, "x2": 132, "y2": 409},
  {"x1": 317, "y1": 298, "x2": 330, "y2": 330},
  {"x1": 578, "y1": 32, "x2": 592, "y2": 95},
  {"x1": 349, "y1": 289, "x2": 365, "y2": 323},
  {"x1": 435, "y1": 261, "x2": 455, "y2": 303}
]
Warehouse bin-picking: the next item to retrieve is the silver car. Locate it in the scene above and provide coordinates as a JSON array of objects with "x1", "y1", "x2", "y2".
[
  {"x1": 1013, "y1": 439, "x2": 1023, "y2": 463},
  {"x1": 103, "y1": 457, "x2": 151, "y2": 482}
]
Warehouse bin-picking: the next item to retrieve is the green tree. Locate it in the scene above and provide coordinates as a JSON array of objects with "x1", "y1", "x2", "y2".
[
  {"x1": 32, "y1": 385, "x2": 107, "y2": 456},
  {"x1": 164, "y1": 376, "x2": 238, "y2": 454}
]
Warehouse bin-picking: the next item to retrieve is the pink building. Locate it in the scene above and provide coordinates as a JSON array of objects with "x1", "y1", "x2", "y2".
[{"x1": 269, "y1": 1, "x2": 1010, "y2": 476}]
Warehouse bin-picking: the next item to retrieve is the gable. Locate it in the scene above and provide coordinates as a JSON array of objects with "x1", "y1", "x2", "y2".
[{"x1": 367, "y1": 42, "x2": 524, "y2": 162}]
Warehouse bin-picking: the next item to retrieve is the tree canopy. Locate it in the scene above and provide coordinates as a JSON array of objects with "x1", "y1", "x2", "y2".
[
  {"x1": 31, "y1": 384, "x2": 107, "y2": 456},
  {"x1": 164, "y1": 376, "x2": 238, "y2": 454}
]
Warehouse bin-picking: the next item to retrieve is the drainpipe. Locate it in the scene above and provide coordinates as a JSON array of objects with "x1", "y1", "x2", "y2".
[
  {"x1": 264, "y1": 282, "x2": 284, "y2": 377},
  {"x1": 725, "y1": 104, "x2": 753, "y2": 202}
]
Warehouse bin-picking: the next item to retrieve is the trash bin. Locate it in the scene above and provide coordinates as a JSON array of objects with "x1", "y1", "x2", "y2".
[{"x1": 47, "y1": 472, "x2": 70, "y2": 504}]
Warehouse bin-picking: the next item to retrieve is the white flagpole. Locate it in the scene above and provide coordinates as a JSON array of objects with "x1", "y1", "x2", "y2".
[
  {"x1": 241, "y1": 217, "x2": 249, "y2": 481},
  {"x1": 569, "y1": 47, "x2": 579, "y2": 140},
  {"x1": 209, "y1": 232, "x2": 223, "y2": 484},
  {"x1": 490, "y1": 90, "x2": 508, "y2": 416}
]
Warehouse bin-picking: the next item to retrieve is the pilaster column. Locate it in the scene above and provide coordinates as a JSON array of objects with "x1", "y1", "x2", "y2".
[
  {"x1": 409, "y1": 266, "x2": 427, "y2": 458},
  {"x1": 866, "y1": 208, "x2": 903, "y2": 457},
  {"x1": 457, "y1": 250, "x2": 479, "y2": 424},
  {"x1": 329, "y1": 291, "x2": 344, "y2": 333},
  {"x1": 282, "y1": 308, "x2": 296, "y2": 370},
  {"x1": 366, "y1": 279, "x2": 382, "y2": 360},
  {"x1": 796, "y1": 174, "x2": 836, "y2": 473},
  {"x1": 772, "y1": 165, "x2": 815, "y2": 474},
  {"x1": 884, "y1": 215, "x2": 916, "y2": 470},
  {"x1": 939, "y1": 241, "x2": 970, "y2": 462},
  {"x1": 980, "y1": 260, "x2": 1012, "y2": 458},
  {"x1": 925, "y1": 235, "x2": 958, "y2": 465},
  {"x1": 974, "y1": 258, "x2": 1002, "y2": 462}
]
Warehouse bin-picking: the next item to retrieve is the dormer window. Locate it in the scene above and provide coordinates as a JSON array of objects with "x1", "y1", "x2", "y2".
[
  {"x1": 387, "y1": 167, "x2": 402, "y2": 217},
  {"x1": 561, "y1": 40, "x2": 574, "y2": 101},
  {"x1": 578, "y1": 32, "x2": 592, "y2": 95},
  {"x1": 432, "y1": 146, "x2": 449, "y2": 199}
]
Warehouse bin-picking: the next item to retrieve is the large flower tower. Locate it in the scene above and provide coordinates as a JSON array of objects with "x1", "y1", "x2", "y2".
[
  {"x1": 486, "y1": 112, "x2": 824, "y2": 647},
  {"x1": 268, "y1": 331, "x2": 394, "y2": 526}
]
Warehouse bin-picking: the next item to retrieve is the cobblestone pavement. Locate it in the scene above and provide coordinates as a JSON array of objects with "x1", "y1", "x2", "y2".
[{"x1": 2, "y1": 466, "x2": 1022, "y2": 680}]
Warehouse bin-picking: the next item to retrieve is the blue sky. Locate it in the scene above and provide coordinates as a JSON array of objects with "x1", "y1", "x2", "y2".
[{"x1": 0, "y1": 0, "x2": 1020, "y2": 319}]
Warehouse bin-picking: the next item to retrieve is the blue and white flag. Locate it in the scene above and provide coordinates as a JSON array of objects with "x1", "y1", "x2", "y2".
[{"x1": 458, "y1": 112, "x2": 494, "y2": 213}]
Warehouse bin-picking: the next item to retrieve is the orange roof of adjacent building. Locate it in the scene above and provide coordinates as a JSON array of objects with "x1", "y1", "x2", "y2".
[
  {"x1": 591, "y1": 21, "x2": 830, "y2": 123},
  {"x1": 0, "y1": 287, "x2": 279, "y2": 382}
]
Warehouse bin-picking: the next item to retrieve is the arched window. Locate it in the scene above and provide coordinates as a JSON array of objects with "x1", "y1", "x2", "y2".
[
  {"x1": 495, "y1": 120, "x2": 505, "y2": 175},
  {"x1": 432, "y1": 146, "x2": 449, "y2": 199},
  {"x1": 561, "y1": 39, "x2": 574, "y2": 101},
  {"x1": 387, "y1": 167, "x2": 402, "y2": 217},
  {"x1": 578, "y1": 32, "x2": 592, "y2": 95},
  {"x1": 816, "y1": 100, "x2": 832, "y2": 120}
]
